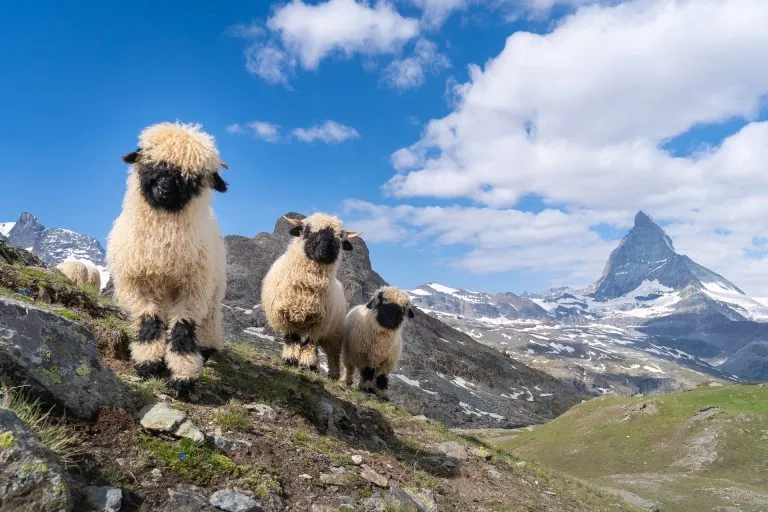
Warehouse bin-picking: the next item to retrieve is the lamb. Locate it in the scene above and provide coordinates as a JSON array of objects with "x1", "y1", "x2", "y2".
[
  {"x1": 342, "y1": 286, "x2": 414, "y2": 398},
  {"x1": 56, "y1": 261, "x2": 89, "y2": 286},
  {"x1": 106, "y1": 122, "x2": 229, "y2": 398},
  {"x1": 261, "y1": 213, "x2": 359, "y2": 379},
  {"x1": 85, "y1": 264, "x2": 101, "y2": 290}
]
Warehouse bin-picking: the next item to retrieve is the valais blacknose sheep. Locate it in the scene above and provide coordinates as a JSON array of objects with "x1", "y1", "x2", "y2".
[
  {"x1": 261, "y1": 213, "x2": 359, "y2": 379},
  {"x1": 107, "y1": 122, "x2": 229, "y2": 397},
  {"x1": 85, "y1": 264, "x2": 101, "y2": 290},
  {"x1": 56, "y1": 261, "x2": 89, "y2": 286},
  {"x1": 342, "y1": 287, "x2": 414, "y2": 398}
]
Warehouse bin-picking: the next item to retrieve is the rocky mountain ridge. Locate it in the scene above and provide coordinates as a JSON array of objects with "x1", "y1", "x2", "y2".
[{"x1": 2, "y1": 212, "x2": 109, "y2": 288}]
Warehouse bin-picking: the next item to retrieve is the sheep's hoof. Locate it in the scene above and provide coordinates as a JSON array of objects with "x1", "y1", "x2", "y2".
[
  {"x1": 169, "y1": 378, "x2": 198, "y2": 401},
  {"x1": 135, "y1": 360, "x2": 168, "y2": 379},
  {"x1": 200, "y1": 348, "x2": 218, "y2": 363},
  {"x1": 305, "y1": 365, "x2": 319, "y2": 373},
  {"x1": 283, "y1": 357, "x2": 299, "y2": 367}
]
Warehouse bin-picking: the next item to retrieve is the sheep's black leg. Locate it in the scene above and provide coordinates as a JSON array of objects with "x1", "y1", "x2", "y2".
[
  {"x1": 165, "y1": 319, "x2": 202, "y2": 400},
  {"x1": 359, "y1": 366, "x2": 376, "y2": 393},
  {"x1": 375, "y1": 373, "x2": 391, "y2": 401},
  {"x1": 282, "y1": 332, "x2": 300, "y2": 366},
  {"x1": 200, "y1": 347, "x2": 218, "y2": 363},
  {"x1": 132, "y1": 315, "x2": 168, "y2": 379}
]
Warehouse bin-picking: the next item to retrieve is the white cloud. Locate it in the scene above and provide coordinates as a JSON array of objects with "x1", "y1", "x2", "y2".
[
  {"x1": 403, "y1": 0, "x2": 470, "y2": 27},
  {"x1": 227, "y1": 121, "x2": 282, "y2": 142},
  {"x1": 351, "y1": 0, "x2": 768, "y2": 293},
  {"x1": 382, "y1": 38, "x2": 450, "y2": 90},
  {"x1": 234, "y1": 0, "x2": 420, "y2": 86},
  {"x1": 292, "y1": 121, "x2": 360, "y2": 144}
]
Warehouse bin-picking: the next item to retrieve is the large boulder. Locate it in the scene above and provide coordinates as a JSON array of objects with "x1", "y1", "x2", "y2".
[
  {"x1": 0, "y1": 408, "x2": 73, "y2": 511},
  {"x1": 0, "y1": 297, "x2": 127, "y2": 419}
]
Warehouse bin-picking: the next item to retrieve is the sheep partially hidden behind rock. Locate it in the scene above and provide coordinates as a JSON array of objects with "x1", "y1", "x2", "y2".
[
  {"x1": 56, "y1": 261, "x2": 89, "y2": 286},
  {"x1": 107, "y1": 122, "x2": 229, "y2": 398},
  {"x1": 342, "y1": 287, "x2": 414, "y2": 398},
  {"x1": 261, "y1": 213, "x2": 359, "y2": 379},
  {"x1": 84, "y1": 264, "x2": 101, "y2": 290}
]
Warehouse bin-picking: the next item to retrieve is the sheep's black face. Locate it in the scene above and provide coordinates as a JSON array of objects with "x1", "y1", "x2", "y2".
[
  {"x1": 303, "y1": 227, "x2": 341, "y2": 265},
  {"x1": 138, "y1": 163, "x2": 203, "y2": 212},
  {"x1": 368, "y1": 292, "x2": 414, "y2": 330}
]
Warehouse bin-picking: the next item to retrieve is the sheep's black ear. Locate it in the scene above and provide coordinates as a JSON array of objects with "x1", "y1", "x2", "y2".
[
  {"x1": 122, "y1": 150, "x2": 140, "y2": 164},
  {"x1": 407, "y1": 307, "x2": 414, "y2": 318},
  {"x1": 342, "y1": 240, "x2": 353, "y2": 251},
  {"x1": 212, "y1": 172, "x2": 228, "y2": 192},
  {"x1": 289, "y1": 226, "x2": 302, "y2": 237}
]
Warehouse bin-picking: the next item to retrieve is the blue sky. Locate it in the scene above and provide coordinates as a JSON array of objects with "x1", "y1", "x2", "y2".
[{"x1": 3, "y1": 0, "x2": 768, "y2": 295}]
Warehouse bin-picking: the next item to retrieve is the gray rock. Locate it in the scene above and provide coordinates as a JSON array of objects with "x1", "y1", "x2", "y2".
[
  {"x1": 0, "y1": 409, "x2": 72, "y2": 511},
  {"x1": 320, "y1": 473, "x2": 356, "y2": 486},
  {"x1": 0, "y1": 297, "x2": 127, "y2": 419},
  {"x1": 138, "y1": 403, "x2": 186, "y2": 433},
  {"x1": 82, "y1": 485, "x2": 122, "y2": 512},
  {"x1": 149, "y1": 468, "x2": 163, "y2": 481},
  {"x1": 351, "y1": 454, "x2": 363, "y2": 465},
  {"x1": 244, "y1": 403, "x2": 277, "y2": 421},
  {"x1": 174, "y1": 419, "x2": 204, "y2": 443},
  {"x1": 605, "y1": 488, "x2": 659, "y2": 512},
  {"x1": 485, "y1": 466, "x2": 502, "y2": 480},
  {"x1": 165, "y1": 484, "x2": 217, "y2": 512},
  {"x1": 361, "y1": 497, "x2": 388, "y2": 512},
  {"x1": 214, "y1": 436, "x2": 253, "y2": 456},
  {"x1": 437, "y1": 442, "x2": 468, "y2": 461},
  {"x1": 360, "y1": 465, "x2": 388, "y2": 488},
  {"x1": 389, "y1": 486, "x2": 438, "y2": 512},
  {"x1": 209, "y1": 489, "x2": 261, "y2": 512}
]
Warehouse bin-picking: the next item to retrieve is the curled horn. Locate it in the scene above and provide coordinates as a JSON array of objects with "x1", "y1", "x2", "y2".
[
  {"x1": 346, "y1": 231, "x2": 361, "y2": 239},
  {"x1": 283, "y1": 216, "x2": 304, "y2": 227}
]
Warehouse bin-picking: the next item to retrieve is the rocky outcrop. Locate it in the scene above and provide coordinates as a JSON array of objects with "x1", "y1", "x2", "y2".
[
  {"x1": 0, "y1": 297, "x2": 126, "y2": 419},
  {"x1": 0, "y1": 408, "x2": 73, "y2": 511},
  {"x1": 0, "y1": 239, "x2": 46, "y2": 267}
]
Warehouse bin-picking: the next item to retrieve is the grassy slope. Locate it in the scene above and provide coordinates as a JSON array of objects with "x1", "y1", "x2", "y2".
[
  {"x1": 501, "y1": 385, "x2": 768, "y2": 512},
  {"x1": 0, "y1": 258, "x2": 643, "y2": 511}
]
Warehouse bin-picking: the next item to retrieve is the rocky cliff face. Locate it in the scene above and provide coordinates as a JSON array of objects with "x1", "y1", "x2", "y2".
[{"x1": 224, "y1": 213, "x2": 583, "y2": 428}]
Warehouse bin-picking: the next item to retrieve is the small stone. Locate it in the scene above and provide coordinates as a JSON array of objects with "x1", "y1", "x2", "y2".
[
  {"x1": 351, "y1": 455, "x2": 363, "y2": 465},
  {"x1": 83, "y1": 485, "x2": 123, "y2": 512},
  {"x1": 412, "y1": 415, "x2": 429, "y2": 422},
  {"x1": 437, "y1": 441, "x2": 468, "y2": 461},
  {"x1": 362, "y1": 497, "x2": 388, "y2": 512},
  {"x1": 330, "y1": 466, "x2": 346, "y2": 474},
  {"x1": 174, "y1": 419, "x2": 204, "y2": 443},
  {"x1": 150, "y1": 468, "x2": 163, "y2": 481},
  {"x1": 360, "y1": 465, "x2": 388, "y2": 488},
  {"x1": 165, "y1": 484, "x2": 216, "y2": 512},
  {"x1": 320, "y1": 473, "x2": 355, "y2": 486},
  {"x1": 299, "y1": 474, "x2": 313, "y2": 480},
  {"x1": 244, "y1": 403, "x2": 277, "y2": 421},
  {"x1": 320, "y1": 400, "x2": 335, "y2": 416},
  {"x1": 469, "y1": 447, "x2": 492, "y2": 460},
  {"x1": 401, "y1": 487, "x2": 438, "y2": 511},
  {"x1": 485, "y1": 466, "x2": 502, "y2": 480},
  {"x1": 209, "y1": 488, "x2": 260, "y2": 512},
  {"x1": 138, "y1": 403, "x2": 186, "y2": 433},
  {"x1": 514, "y1": 461, "x2": 526, "y2": 468}
]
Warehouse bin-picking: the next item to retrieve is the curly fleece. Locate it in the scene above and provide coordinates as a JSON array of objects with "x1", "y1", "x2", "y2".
[
  {"x1": 56, "y1": 261, "x2": 89, "y2": 287},
  {"x1": 342, "y1": 287, "x2": 411, "y2": 390},
  {"x1": 261, "y1": 213, "x2": 349, "y2": 379},
  {"x1": 107, "y1": 122, "x2": 226, "y2": 383}
]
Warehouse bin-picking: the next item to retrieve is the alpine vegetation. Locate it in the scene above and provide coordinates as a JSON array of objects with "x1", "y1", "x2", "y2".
[
  {"x1": 106, "y1": 122, "x2": 229, "y2": 398},
  {"x1": 342, "y1": 286, "x2": 414, "y2": 398},
  {"x1": 261, "y1": 213, "x2": 359, "y2": 379}
]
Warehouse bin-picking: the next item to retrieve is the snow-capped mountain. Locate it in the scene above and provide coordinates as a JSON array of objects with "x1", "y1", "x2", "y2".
[
  {"x1": 414, "y1": 211, "x2": 768, "y2": 392},
  {"x1": 3, "y1": 212, "x2": 109, "y2": 288},
  {"x1": 409, "y1": 283, "x2": 550, "y2": 323}
]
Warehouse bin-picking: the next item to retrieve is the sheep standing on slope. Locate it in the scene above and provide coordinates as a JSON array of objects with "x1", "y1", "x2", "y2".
[
  {"x1": 56, "y1": 261, "x2": 89, "y2": 286},
  {"x1": 84, "y1": 264, "x2": 101, "y2": 290},
  {"x1": 342, "y1": 287, "x2": 414, "y2": 398},
  {"x1": 261, "y1": 214, "x2": 359, "y2": 379},
  {"x1": 107, "y1": 122, "x2": 229, "y2": 397}
]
